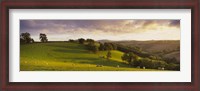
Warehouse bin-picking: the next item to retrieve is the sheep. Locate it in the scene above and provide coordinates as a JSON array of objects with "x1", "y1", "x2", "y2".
[
  {"x1": 99, "y1": 55, "x2": 106, "y2": 59},
  {"x1": 161, "y1": 67, "x2": 165, "y2": 70},
  {"x1": 96, "y1": 64, "x2": 103, "y2": 67},
  {"x1": 137, "y1": 66, "x2": 140, "y2": 68},
  {"x1": 99, "y1": 55, "x2": 104, "y2": 58}
]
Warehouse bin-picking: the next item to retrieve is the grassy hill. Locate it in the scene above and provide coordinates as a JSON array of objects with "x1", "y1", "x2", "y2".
[
  {"x1": 163, "y1": 51, "x2": 180, "y2": 62},
  {"x1": 112, "y1": 40, "x2": 180, "y2": 62},
  {"x1": 20, "y1": 42, "x2": 159, "y2": 71},
  {"x1": 113, "y1": 40, "x2": 180, "y2": 53}
]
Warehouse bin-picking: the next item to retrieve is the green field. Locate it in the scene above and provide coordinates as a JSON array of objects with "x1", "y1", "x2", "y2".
[{"x1": 20, "y1": 42, "x2": 159, "y2": 71}]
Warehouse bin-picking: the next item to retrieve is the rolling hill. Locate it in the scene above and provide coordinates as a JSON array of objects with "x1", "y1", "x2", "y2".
[
  {"x1": 20, "y1": 42, "x2": 159, "y2": 71},
  {"x1": 109, "y1": 40, "x2": 180, "y2": 62},
  {"x1": 113, "y1": 40, "x2": 180, "y2": 53}
]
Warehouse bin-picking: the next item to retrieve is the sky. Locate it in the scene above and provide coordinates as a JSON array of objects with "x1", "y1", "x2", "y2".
[{"x1": 20, "y1": 20, "x2": 180, "y2": 41}]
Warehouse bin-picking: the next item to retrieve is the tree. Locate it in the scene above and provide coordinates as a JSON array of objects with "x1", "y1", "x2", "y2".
[
  {"x1": 135, "y1": 46, "x2": 142, "y2": 52},
  {"x1": 121, "y1": 53, "x2": 129, "y2": 61},
  {"x1": 128, "y1": 52, "x2": 134, "y2": 63},
  {"x1": 149, "y1": 55, "x2": 157, "y2": 60},
  {"x1": 99, "y1": 43, "x2": 104, "y2": 51},
  {"x1": 111, "y1": 43, "x2": 117, "y2": 50},
  {"x1": 86, "y1": 42, "x2": 99, "y2": 53},
  {"x1": 20, "y1": 38, "x2": 26, "y2": 44},
  {"x1": 30, "y1": 38, "x2": 34, "y2": 43},
  {"x1": 104, "y1": 43, "x2": 113, "y2": 50},
  {"x1": 159, "y1": 61, "x2": 167, "y2": 68},
  {"x1": 39, "y1": 33, "x2": 48, "y2": 42},
  {"x1": 78, "y1": 38, "x2": 85, "y2": 44},
  {"x1": 140, "y1": 58, "x2": 152, "y2": 68},
  {"x1": 165, "y1": 63, "x2": 177, "y2": 70},
  {"x1": 106, "y1": 51, "x2": 112, "y2": 60},
  {"x1": 20, "y1": 32, "x2": 32, "y2": 43},
  {"x1": 121, "y1": 52, "x2": 139, "y2": 65},
  {"x1": 69, "y1": 39, "x2": 74, "y2": 42},
  {"x1": 91, "y1": 45, "x2": 99, "y2": 53},
  {"x1": 86, "y1": 39, "x2": 95, "y2": 44},
  {"x1": 132, "y1": 59, "x2": 142, "y2": 67},
  {"x1": 163, "y1": 57, "x2": 178, "y2": 64}
]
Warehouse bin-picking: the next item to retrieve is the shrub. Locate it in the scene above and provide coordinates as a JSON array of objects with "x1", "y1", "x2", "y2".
[
  {"x1": 78, "y1": 38, "x2": 85, "y2": 44},
  {"x1": 165, "y1": 63, "x2": 180, "y2": 70},
  {"x1": 86, "y1": 42, "x2": 99, "y2": 53}
]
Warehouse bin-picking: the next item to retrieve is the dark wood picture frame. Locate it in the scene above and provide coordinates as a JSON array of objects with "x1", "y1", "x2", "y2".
[{"x1": 0, "y1": 0, "x2": 199, "y2": 91}]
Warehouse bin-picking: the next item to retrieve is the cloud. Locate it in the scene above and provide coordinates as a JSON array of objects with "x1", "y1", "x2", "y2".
[
  {"x1": 20, "y1": 20, "x2": 180, "y2": 41},
  {"x1": 169, "y1": 20, "x2": 180, "y2": 27}
]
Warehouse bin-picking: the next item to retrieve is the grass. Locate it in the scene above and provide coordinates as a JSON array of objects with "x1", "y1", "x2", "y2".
[{"x1": 20, "y1": 42, "x2": 160, "y2": 71}]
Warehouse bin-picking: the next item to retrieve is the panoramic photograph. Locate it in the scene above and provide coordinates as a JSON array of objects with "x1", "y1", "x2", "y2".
[{"x1": 20, "y1": 20, "x2": 180, "y2": 71}]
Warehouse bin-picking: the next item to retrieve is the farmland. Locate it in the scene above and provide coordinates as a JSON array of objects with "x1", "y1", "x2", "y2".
[
  {"x1": 20, "y1": 20, "x2": 180, "y2": 71},
  {"x1": 20, "y1": 42, "x2": 159, "y2": 71}
]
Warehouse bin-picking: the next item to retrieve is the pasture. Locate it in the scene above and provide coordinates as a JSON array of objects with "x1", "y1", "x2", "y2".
[{"x1": 20, "y1": 42, "x2": 159, "y2": 71}]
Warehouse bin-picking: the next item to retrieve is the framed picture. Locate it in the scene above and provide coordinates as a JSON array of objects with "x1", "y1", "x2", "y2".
[{"x1": 1, "y1": 0, "x2": 199, "y2": 91}]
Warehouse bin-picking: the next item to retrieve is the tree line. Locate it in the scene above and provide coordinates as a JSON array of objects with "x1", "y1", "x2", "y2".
[
  {"x1": 121, "y1": 52, "x2": 179, "y2": 70},
  {"x1": 20, "y1": 32, "x2": 48, "y2": 44},
  {"x1": 69, "y1": 38, "x2": 114, "y2": 60},
  {"x1": 69, "y1": 38, "x2": 117, "y2": 53}
]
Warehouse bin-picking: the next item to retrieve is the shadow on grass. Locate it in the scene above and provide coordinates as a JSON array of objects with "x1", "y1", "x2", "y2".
[
  {"x1": 45, "y1": 43, "x2": 130, "y2": 68},
  {"x1": 47, "y1": 43, "x2": 89, "y2": 54},
  {"x1": 46, "y1": 43, "x2": 87, "y2": 49},
  {"x1": 45, "y1": 44, "x2": 68, "y2": 48},
  {"x1": 53, "y1": 49, "x2": 88, "y2": 54},
  {"x1": 56, "y1": 57, "x2": 130, "y2": 68}
]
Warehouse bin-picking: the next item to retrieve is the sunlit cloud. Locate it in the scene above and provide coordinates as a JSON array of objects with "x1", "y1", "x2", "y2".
[{"x1": 20, "y1": 20, "x2": 180, "y2": 41}]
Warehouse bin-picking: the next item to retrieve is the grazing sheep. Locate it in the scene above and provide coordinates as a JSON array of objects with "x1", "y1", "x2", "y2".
[
  {"x1": 143, "y1": 67, "x2": 145, "y2": 69},
  {"x1": 161, "y1": 67, "x2": 165, "y2": 70},
  {"x1": 96, "y1": 64, "x2": 103, "y2": 67},
  {"x1": 99, "y1": 55, "x2": 106, "y2": 59},
  {"x1": 99, "y1": 55, "x2": 104, "y2": 58}
]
